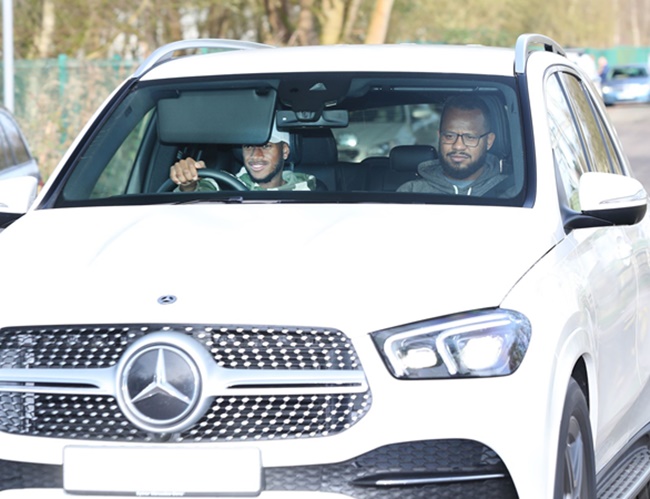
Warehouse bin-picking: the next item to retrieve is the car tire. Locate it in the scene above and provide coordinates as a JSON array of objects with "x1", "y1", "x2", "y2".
[{"x1": 554, "y1": 377, "x2": 596, "y2": 499}]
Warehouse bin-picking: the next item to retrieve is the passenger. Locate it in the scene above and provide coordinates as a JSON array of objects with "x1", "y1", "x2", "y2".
[
  {"x1": 170, "y1": 124, "x2": 316, "y2": 191},
  {"x1": 398, "y1": 95, "x2": 512, "y2": 196}
]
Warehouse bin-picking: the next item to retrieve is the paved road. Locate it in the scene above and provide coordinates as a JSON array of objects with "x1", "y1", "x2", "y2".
[{"x1": 607, "y1": 105, "x2": 650, "y2": 188}]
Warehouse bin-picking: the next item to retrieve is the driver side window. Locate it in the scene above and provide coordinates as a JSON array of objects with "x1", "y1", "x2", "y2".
[{"x1": 91, "y1": 110, "x2": 154, "y2": 198}]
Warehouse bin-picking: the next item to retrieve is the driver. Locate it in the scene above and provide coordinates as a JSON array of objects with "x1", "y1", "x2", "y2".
[{"x1": 169, "y1": 124, "x2": 316, "y2": 191}]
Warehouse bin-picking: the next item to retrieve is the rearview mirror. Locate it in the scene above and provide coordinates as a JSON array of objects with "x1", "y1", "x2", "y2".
[{"x1": 276, "y1": 110, "x2": 349, "y2": 129}]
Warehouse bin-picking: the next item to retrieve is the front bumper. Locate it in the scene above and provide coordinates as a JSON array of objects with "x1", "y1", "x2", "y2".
[
  {"x1": 0, "y1": 322, "x2": 549, "y2": 498},
  {"x1": 0, "y1": 439, "x2": 516, "y2": 498}
]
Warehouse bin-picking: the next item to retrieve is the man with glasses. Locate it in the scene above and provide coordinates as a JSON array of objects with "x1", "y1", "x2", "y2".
[{"x1": 398, "y1": 95, "x2": 510, "y2": 196}]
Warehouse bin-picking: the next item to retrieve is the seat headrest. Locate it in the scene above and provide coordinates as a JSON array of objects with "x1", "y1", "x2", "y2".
[
  {"x1": 389, "y1": 145, "x2": 437, "y2": 172},
  {"x1": 481, "y1": 96, "x2": 510, "y2": 161},
  {"x1": 293, "y1": 129, "x2": 338, "y2": 166}
]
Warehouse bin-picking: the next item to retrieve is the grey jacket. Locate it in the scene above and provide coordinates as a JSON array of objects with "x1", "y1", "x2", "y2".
[{"x1": 397, "y1": 154, "x2": 514, "y2": 197}]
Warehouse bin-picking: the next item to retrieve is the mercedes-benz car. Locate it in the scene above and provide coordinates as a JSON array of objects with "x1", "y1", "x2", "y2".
[{"x1": 0, "y1": 35, "x2": 649, "y2": 499}]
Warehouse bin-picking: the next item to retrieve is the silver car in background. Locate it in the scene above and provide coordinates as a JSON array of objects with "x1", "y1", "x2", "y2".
[
  {"x1": 0, "y1": 107, "x2": 40, "y2": 184},
  {"x1": 602, "y1": 63, "x2": 650, "y2": 105}
]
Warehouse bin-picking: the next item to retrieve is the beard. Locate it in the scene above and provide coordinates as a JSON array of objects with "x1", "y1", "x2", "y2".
[
  {"x1": 441, "y1": 151, "x2": 486, "y2": 180},
  {"x1": 246, "y1": 158, "x2": 284, "y2": 185}
]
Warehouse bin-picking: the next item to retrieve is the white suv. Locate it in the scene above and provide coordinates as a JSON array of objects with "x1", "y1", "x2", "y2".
[{"x1": 0, "y1": 34, "x2": 649, "y2": 499}]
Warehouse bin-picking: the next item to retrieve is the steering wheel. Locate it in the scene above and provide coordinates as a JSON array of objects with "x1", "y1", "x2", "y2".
[{"x1": 157, "y1": 169, "x2": 249, "y2": 193}]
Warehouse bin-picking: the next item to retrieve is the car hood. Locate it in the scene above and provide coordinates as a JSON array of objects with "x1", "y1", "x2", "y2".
[{"x1": 0, "y1": 203, "x2": 558, "y2": 333}]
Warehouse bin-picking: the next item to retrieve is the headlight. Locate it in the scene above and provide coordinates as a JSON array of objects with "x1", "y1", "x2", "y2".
[
  {"x1": 602, "y1": 85, "x2": 612, "y2": 94},
  {"x1": 371, "y1": 309, "x2": 531, "y2": 379}
]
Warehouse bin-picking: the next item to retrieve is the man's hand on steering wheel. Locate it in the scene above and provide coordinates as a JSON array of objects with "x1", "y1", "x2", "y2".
[
  {"x1": 158, "y1": 157, "x2": 249, "y2": 193},
  {"x1": 170, "y1": 157, "x2": 204, "y2": 192}
]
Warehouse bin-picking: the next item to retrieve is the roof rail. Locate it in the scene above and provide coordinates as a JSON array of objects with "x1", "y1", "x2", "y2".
[
  {"x1": 514, "y1": 34, "x2": 566, "y2": 75},
  {"x1": 134, "y1": 39, "x2": 274, "y2": 78}
]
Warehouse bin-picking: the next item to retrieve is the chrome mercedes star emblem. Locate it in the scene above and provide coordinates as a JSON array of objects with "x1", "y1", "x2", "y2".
[
  {"x1": 130, "y1": 348, "x2": 193, "y2": 408},
  {"x1": 118, "y1": 340, "x2": 202, "y2": 433}
]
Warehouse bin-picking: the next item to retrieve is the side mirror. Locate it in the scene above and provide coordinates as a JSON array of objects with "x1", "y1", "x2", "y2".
[
  {"x1": 0, "y1": 176, "x2": 39, "y2": 213},
  {"x1": 565, "y1": 171, "x2": 647, "y2": 230}
]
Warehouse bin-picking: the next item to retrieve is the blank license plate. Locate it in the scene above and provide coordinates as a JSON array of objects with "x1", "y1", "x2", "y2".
[{"x1": 63, "y1": 445, "x2": 262, "y2": 496}]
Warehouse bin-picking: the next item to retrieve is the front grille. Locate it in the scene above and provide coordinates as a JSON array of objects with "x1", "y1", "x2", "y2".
[
  {"x1": 0, "y1": 324, "x2": 371, "y2": 442},
  {"x1": 0, "y1": 324, "x2": 361, "y2": 370}
]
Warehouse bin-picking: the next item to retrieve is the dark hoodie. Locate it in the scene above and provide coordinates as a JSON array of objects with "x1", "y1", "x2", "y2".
[{"x1": 397, "y1": 153, "x2": 514, "y2": 197}]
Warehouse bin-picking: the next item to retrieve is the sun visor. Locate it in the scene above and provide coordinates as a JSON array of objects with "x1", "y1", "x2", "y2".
[{"x1": 157, "y1": 89, "x2": 277, "y2": 144}]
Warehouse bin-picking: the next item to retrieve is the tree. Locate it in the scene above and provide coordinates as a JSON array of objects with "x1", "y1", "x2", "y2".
[
  {"x1": 263, "y1": 0, "x2": 291, "y2": 45},
  {"x1": 365, "y1": 0, "x2": 394, "y2": 44},
  {"x1": 3, "y1": 0, "x2": 650, "y2": 60},
  {"x1": 35, "y1": 0, "x2": 55, "y2": 58},
  {"x1": 291, "y1": 0, "x2": 320, "y2": 45}
]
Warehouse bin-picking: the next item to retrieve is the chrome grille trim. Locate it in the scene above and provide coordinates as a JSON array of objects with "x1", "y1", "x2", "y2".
[{"x1": 0, "y1": 366, "x2": 368, "y2": 395}]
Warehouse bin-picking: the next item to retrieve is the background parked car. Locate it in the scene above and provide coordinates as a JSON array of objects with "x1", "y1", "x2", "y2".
[
  {"x1": 0, "y1": 106, "x2": 41, "y2": 186},
  {"x1": 0, "y1": 106, "x2": 42, "y2": 216},
  {"x1": 602, "y1": 63, "x2": 650, "y2": 105}
]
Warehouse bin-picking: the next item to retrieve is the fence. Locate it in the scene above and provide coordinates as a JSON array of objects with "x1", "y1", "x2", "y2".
[
  {"x1": 586, "y1": 46, "x2": 650, "y2": 66},
  {"x1": 1, "y1": 56, "x2": 137, "y2": 180},
  {"x1": 1, "y1": 46, "x2": 649, "y2": 181}
]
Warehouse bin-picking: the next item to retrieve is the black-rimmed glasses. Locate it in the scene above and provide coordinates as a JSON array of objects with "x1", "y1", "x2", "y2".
[{"x1": 440, "y1": 131, "x2": 491, "y2": 147}]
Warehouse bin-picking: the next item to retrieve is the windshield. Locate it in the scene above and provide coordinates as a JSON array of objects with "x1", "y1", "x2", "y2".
[
  {"x1": 53, "y1": 72, "x2": 526, "y2": 207},
  {"x1": 608, "y1": 66, "x2": 649, "y2": 79}
]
